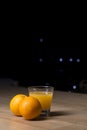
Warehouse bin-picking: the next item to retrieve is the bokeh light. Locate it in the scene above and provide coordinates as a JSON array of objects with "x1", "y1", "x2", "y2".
[{"x1": 59, "y1": 58, "x2": 63, "y2": 62}]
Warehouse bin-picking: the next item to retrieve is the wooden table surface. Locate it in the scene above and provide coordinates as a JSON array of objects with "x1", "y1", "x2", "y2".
[{"x1": 0, "y1": 80, "x2": 87, "y2": 130}]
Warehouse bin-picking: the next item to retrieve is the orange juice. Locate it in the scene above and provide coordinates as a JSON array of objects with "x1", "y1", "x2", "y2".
[{"x1": 29, "y1": 92, "x2": 53, "y2": 110}]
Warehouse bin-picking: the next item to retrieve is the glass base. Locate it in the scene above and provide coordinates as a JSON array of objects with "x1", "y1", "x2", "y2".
[{"x1": 40, "y1": 109, "x2": 50, "y2": 117}]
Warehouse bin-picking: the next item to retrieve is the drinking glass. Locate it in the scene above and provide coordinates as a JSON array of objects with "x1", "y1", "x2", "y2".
[{"x1": 28, "y1": 86, "x2": 54, "y2": 116}]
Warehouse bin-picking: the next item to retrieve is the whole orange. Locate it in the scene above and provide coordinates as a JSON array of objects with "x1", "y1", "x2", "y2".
[
  {"x1": 10, "y1": 94, "x2": 27, "y2": 116},
  {"x1": 19, "y1": 96, "x2": 42, "y2": 120}
]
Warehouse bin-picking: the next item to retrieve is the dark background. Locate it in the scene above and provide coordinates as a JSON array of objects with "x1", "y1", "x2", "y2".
[{"x1": 0, "y1": 3, "x2": 87, "y2": 92}]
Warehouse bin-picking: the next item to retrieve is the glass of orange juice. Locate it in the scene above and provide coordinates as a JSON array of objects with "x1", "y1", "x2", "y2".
[{"x1": 28, "y1": 86, "x2": 54, "y2": 116}]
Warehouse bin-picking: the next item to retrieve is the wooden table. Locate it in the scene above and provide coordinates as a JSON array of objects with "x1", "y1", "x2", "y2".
[{"x1": 0, "y1": 83, "x2": 87, "y2": 130}]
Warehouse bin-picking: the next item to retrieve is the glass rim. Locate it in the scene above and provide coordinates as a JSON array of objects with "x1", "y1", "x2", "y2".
[
  {"x1": 28, "y1": 86, "x2": 54, "y2": 89},
  {"x1": 28, "y1": 85, "x2": 54, "y2": 88}
]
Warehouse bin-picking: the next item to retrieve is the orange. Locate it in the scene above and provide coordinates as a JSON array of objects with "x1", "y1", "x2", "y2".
[
  {"x1": 19, "y1": 96, "x2": 42, "y2": 120},
  {"x1": 10, "y1": 94, "x2": 27, "y2": 116}
]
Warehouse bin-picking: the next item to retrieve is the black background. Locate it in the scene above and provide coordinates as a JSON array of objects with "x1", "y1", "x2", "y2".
[{"x1": 0, "y1": 3, "x2": 86, "y2": 91}]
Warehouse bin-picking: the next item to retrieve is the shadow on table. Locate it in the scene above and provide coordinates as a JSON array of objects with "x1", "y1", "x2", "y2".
[
  {"x1": 32, "y1": 110, "x2": 74, "y2": 121},
  {"x1": 50, "y1": 110, "x2": 74, "y2": 117}
]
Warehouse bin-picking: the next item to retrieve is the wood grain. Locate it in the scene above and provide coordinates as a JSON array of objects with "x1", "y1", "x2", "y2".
[{"x1": 0, "y1": 79, "x2": 87, "y2": 130}]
